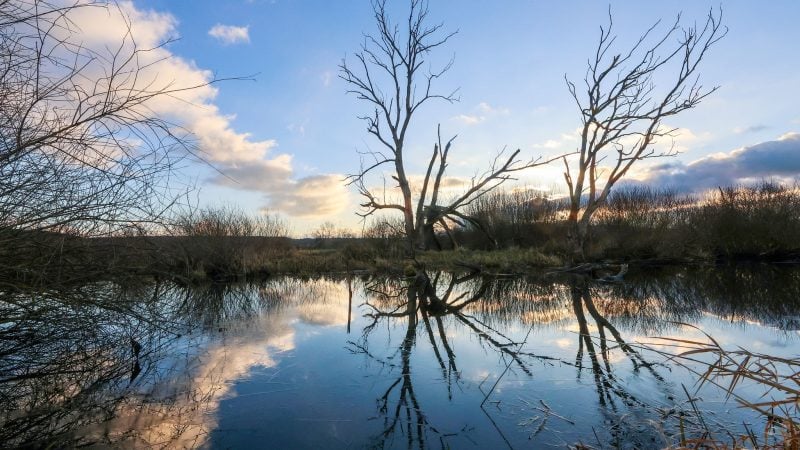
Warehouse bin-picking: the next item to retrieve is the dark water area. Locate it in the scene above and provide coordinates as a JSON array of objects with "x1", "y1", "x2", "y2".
[{"x1": 1, "y1": 265, "x2": 799, "y2": 449}]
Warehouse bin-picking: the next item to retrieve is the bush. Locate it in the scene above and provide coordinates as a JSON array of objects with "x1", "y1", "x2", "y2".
[
  {"x1": 170, "y1": 206, "x2": 291, "y2": 281},
  {"x1": 460, "y1": 188, "x2": 566, "y2": 249},
  {"x1": 690, "y1": 182, "x2": 800, "y2": 258}
]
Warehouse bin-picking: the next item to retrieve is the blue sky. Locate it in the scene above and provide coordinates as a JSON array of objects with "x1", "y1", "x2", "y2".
[{"x1": 84, "y1": 1, "x2": 800, "y2": 234}]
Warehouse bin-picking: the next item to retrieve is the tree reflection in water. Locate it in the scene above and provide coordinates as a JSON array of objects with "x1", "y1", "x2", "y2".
[
  {"x1": 566, "y1": 278, "x2": 680, "y2": 448},
  {"x1": 350, "y1": 271, "x2": 559, "y2": 449},
  {"x1": 571, "y1": 279, "x2": 666, "y2": 408},
  {"x1": 350, "y1": 266, "x2": 800, "y2": 448}
]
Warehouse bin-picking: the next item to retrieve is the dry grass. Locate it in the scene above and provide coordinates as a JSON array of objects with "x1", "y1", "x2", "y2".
[
  {"x1": 417, "y1": 248, "x2": 563, "y2": 273},
  {"x1": 263, "y1": 247, "x2": 564, "y2": 277},
  {"x1": 455, "y1": 182, "x2": 800, "y2": 262},
  {"x1": 644, "y1": 324, "x2": 800, "y2": 449}
]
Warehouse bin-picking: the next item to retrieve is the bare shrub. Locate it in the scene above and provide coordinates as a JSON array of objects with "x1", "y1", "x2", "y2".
[
  {"x1": 691, "y1": 182, "x2": 800, "y2": 258},
  {"x1": 171, "y1": 206, "x2": 290, "y2": 280}
]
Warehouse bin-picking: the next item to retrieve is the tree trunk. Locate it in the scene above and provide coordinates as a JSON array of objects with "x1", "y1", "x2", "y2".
[
  {"x1": 566, "y1": 201, "x2": 583, "y2": 263},
  {"x1": 396, "y1": 157, "x2": 417, "y2": 257},
  {"x1": 416, "y1": 221, "x2": 432, "y2": 251},
  {"x1": 567, "y1": 215, "x2": 590, "y2": 263},
  {"x1": 424, "y1": 223, "x2": 441, "y2": 250}
]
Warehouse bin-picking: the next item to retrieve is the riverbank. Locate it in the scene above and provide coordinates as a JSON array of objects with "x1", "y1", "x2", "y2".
[
  {"x1": 3, "y1": 228, "x2": 799, "y2": 288},
  {"x1": 173, "y1": 244, "x2": 800, "y2": 283}
]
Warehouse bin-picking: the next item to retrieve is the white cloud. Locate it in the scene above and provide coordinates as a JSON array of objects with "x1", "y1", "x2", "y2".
[
  {"x1": 208, "y1": 24, "x2": 250, "y2": 44},
  {"x1": 211, "y1": 158, "x2": 294, "y2": 192},
  {"x1": 320, "y1": 70, "x2": 333, "y2": 87},
  {"x1": 287, "y1": 122, "x2": 306, "y2": 136},
  {"x1": 63, "y1": 3, "x2": 266, "y2": 164},
  {"x1": 477, "y1": 102, "x2": 509, "y2": 115},
  {"x1": 62, "y1": 1, "x2": 177, "y2": 48},
  {"x1": 267, "y1": 175, "x2": 351, "y2": 218},
  {"x1": 638, "y1": 126, "x2": 709, "y2": 155},
  {"x1": 532, "y1": 139, "x2": 561, "y2": 150},
  {"x1": 532, "y1": 105, "x2": 549, "y2": 114},
  {"x1": 59, "y1": 2, "x2": 346, "y2": 218}
]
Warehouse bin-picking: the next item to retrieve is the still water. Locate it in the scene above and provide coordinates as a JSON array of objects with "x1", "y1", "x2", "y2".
[{"x1": 1, "y1": 265, "x2": 798, "y2": 448}]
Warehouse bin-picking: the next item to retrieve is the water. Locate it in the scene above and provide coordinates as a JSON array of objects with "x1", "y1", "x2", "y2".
[{"x1": 1, "y1": 265, "x2": 798, "y2": 448}]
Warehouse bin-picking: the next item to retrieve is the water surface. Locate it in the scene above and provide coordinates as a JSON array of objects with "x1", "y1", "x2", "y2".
[{"x1": 1, "y1": 266, "x2": 798, "y2": 448}]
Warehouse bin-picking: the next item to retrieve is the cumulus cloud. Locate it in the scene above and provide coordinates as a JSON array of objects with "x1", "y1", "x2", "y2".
[
  {"x1": 208, "y1": 24, "x2": 250, "y2": 44},
  {"x1": 532, "y1": 139, "x2": 561, "y2": 150},
  {"x1": 267, "y1": 175, "x2": 350, "y2": 217},
  {"x1": 62, "y1": 2, "x2": 345, "y2": 218},
  {"x1": 62, "y1": 1, "x2": 177, "y2": 48},
  {"x1": 211, "y1": 158, "x2": 294, "y2": 191},
  {"x1": 477, "y1": 102, "x2": 509, "y2": 115},
  {"x1": 632, "y1": 132, "x2": 800, "y2": 191}
]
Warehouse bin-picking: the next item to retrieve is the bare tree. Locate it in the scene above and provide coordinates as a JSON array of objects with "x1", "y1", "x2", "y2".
[
  {"x1": 0, "y1": 0, "x2": 224, "y2": 285},
  {"x1": 342, "y1": 0, "x2": 554, "y2": 254},
  {"x1": 0, "y1": 0, "x2": 211, "y2": 239},
  {"x1": 340, "y1": 0, "x2": 457, "y2": 255},
  {"x1": 562, "y1": 8, "x2": 725, "y2": 260}
]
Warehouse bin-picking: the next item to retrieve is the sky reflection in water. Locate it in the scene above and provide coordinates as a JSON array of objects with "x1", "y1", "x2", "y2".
[{"x1": 2, "y1": 267, "x2": 799, "y2": 449}]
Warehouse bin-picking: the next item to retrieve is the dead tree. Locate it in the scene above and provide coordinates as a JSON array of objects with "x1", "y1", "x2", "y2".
[
  {"x1": 413, "y1": 125, "x2": 561, "y2": 250},
  {"x1": 340, "y1": 0, "x2": 457, "y2": 256},
  {"x1": 563, "y1": 8, "x2": 726, "y2": 260},
  {"x1": 342, "y1": 1, "x2": 558, "y2": 253}
]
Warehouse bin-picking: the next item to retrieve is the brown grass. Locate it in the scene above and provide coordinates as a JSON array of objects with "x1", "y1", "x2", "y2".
[{"x1": 644, "y1": 324, "x2": 800, "y2": 449}]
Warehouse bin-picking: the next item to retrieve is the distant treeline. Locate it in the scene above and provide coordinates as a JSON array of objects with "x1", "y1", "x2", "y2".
[
  {"x1": 452, "y1": 181, "x2": 800, "y2": 260},
  {"x1": 0, "y1": 206, "x2": 292, "y2": 286}
]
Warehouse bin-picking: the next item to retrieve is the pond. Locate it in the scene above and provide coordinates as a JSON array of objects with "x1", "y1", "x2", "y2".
[{"x1": 1, "y1": 265, "x2": 799, "y2": 448}]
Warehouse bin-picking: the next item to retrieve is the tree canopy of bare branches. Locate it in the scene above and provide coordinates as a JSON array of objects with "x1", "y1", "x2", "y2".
[
  {"x1": 563, "y1": 8, "x2": 726, "y2": 260},
  {"x1": 340, "y1": 0, "x2": 456, "y2": 255},
  {"x1": 342, "y1": 0, "x2": 555, "y2": 254},
  {"x1": 0, "y1": 0, "x2": 209, "y2": 240}
]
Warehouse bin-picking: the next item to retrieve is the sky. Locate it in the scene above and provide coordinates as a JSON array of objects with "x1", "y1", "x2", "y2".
[{"x1": 61, "y1": 1, "x2": 800, "y2": 235}]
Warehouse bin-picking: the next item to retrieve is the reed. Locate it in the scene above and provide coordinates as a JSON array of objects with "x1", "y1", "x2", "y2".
[{"x1": 645, "y1": 323, "x2": 800, "y2": 449}]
